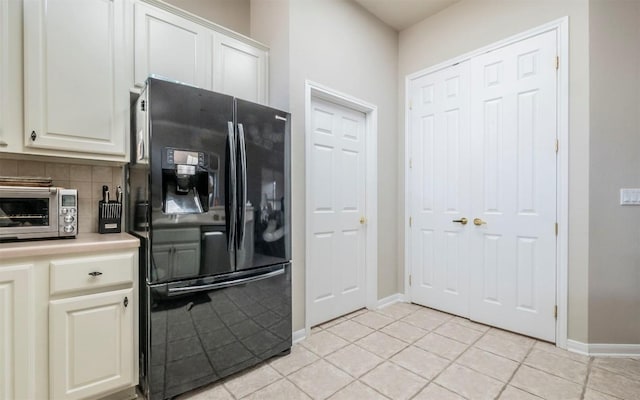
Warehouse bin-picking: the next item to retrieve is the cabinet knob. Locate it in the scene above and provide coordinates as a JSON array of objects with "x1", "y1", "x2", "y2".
[
  {"x1": 88, "y1": 271, "x2": 103, "y2": 277},
  {"x1": 123, "y1": 296, "x2": 129, "y2": 308},
  {"x1": 30, "y1": 130, "x2": 37, "y2": 141}
]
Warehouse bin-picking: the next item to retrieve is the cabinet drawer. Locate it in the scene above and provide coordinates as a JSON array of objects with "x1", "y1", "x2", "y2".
[{"x1": 50, "y1": 251, "x2": 135, "y2": 295}]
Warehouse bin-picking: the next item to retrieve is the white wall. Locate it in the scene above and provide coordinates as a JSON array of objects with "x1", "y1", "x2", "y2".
[
  {"x1": 163, "y1": 0, "x2": 250, "y2": 35},
  {"x1": 251, "y1": 0, "x2": 399, "y2": 331},
  {"x1": 287, "y1": 0, "x2": 399, "y2": 330},
  {"x1": 250, "y1": 0, "x2": 290, "y2": 110},
  {"x1": 398, "y1": 0, "x2": 591, "y2": 342},
  {"x1": 588, "y1": 0, "x2": 640, "y2": 344}
]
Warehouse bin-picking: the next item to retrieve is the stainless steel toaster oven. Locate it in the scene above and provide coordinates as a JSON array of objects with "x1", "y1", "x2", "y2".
[{"x1": 0, "y1": 186, "x2": 78, "y2": 241}]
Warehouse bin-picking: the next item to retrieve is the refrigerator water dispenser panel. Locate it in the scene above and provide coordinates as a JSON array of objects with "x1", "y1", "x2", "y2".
[{"x1": 161, "y1": 147, "x2": 219, "y2": 214}]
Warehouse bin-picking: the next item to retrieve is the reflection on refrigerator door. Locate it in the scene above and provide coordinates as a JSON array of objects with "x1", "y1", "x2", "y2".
[{"x1": 146, "y1": 264, "x2": 291, "y2": 400}]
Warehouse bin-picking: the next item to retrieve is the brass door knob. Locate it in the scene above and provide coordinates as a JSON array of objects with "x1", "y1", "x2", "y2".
[
  {"x1": 473, "y1": 218, "x2": 487, "y2": 226},
  {"x1": 452, "y1": 217, "x2": 468, "y2": 225},
  {"x1": 360, "y1": 216, "x2": 367, "y2": 224}
]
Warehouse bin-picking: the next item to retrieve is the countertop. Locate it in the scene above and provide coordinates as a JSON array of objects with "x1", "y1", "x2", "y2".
[{"x1": 0, "y1": 233, "x2": 140, "y2": 259}]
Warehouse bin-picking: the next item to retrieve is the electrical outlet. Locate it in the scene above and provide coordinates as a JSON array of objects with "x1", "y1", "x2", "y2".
[{"x1": 620, "y1": 188, "x2": 640, "y2": 205}]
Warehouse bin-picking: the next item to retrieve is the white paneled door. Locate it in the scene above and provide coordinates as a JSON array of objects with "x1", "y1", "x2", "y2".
[
  {"x1": 469, "y1": 30, "x2": 558, "y2": 342},
  {"x1": 409, "y1": 61, "x2": 471, "y2": 317},
  {"x1": 410, "y1": 30, "x2": 558, "y2": 342},
  {"x1": 308, "y1": 98, "x2": 367, "y2": 327}
]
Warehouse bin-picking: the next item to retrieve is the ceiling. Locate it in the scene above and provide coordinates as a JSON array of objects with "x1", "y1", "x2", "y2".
[{"x1": 353, "y1": 0, "x2": 460, "y2": 31}]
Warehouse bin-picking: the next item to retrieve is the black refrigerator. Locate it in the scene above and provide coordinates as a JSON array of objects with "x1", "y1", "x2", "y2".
[{"x1": 127, "y1": 78, "x2": 291, "y2": 400}]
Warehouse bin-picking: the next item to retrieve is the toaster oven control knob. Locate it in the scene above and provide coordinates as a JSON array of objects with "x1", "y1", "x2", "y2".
[
  {"x1": 64, "y1": 225, "x2": 75, "y2": 233},
  {"x1": 61, "y1": 208, "x2": 68, "y2": 214},
  {"x1": 64, "y1": 215, "x2": 75, "y2": 223}
]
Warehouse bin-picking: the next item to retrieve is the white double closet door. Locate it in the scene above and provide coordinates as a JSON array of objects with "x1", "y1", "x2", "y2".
[{"x1": 409, "y1": 30, "x2": 558, "y2": 342}]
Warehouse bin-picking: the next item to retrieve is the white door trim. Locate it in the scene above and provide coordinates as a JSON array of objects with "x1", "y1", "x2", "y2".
[
  {"x1": 404, "y1": 17, "x2": 569, "y2": 349},
  {"x1": 304, "y1": 80, "x2": 378, "y2": 337}
]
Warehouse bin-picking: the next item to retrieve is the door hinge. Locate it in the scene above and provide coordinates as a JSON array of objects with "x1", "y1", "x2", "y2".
[
  {"x1": 409, "y1": 275, "x2": 412, "y2": 287},
  {"x1": 554, "y1": 305, "x2": 558, "y2": 319},
  {"x1": 555, "y1": 56, "x2": 559, "y2": 70},
  {"x1": 409, "y1": 100, "x2": 413, "y2": 110},
  {"x1": 409, "y1": 217, "x2": 412, "y2": 227},
  {"x1": 555, "y1": 139, "x2": 559, "y2": 153},
  {"x1": 555, "y1": 223, "x2": 558, "y2": 236},
  {"x1": 409, "y1": 158, "x2": 413, "y2": 169}
]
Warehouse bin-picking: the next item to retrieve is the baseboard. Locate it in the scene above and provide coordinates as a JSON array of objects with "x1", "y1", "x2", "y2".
[
  {"x1": 567, "y1": 339, "x2": 640, "y2": 357},
  {"x1": 566, "y1": 339, "x2": 590, "y2": 356},
  {"x1": 376, "y1": 293, "x2": 406, "y2": 309},
  {"x1": 292, "y1": 328, "x2": 307, "y2": 344}
]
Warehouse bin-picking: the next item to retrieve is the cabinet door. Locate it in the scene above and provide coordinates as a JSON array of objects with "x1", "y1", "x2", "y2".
[
  {"x1": 134, "y1": 2, "x2": 211, "y2": 88},
  {"x1": 0, "y1": 0, "x2": 8, "y2": 150},
  {"x1": 23, "y1": 0, "x2": 130, "y2": 157},
  {"x1": 0, "y1": 0, "x2": 23, "y2": 153},
  {"x1": 49, "y1": 288, "x2": 134, "y2": 400},
  {"x1": 0, "y1": 264, "x2": 34, "y2": 400},
  {"x1": 171, "y1": 242, "x2": 200, "y2": 279},
  {"x1": 213, "y1": 34, "x2": 267, "y2": 104}
]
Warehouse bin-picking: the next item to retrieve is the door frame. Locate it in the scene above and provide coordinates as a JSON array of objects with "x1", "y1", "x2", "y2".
[
  {"x1": 403, "y1": 17, "x2": 569, "y2": 348},
  {"x1": 304, "y1": 80, "x2": 378, "y2": 335}
]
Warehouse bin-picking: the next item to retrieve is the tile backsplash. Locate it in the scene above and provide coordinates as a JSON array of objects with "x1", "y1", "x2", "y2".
[{"x1": 0, "y1": 158, "x2": 124, "y2": 234}]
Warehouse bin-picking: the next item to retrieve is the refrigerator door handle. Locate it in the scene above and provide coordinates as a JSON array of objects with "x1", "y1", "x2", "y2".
[
  {"x1": 237, "y1": 123, "x2": 248, "y2": 250},
  {"x1": 166, "y1": 266, "x2": 285, "y2": 296},
  {"x1": 227, "y1": 121, "x2": 237, "y2": 253}
]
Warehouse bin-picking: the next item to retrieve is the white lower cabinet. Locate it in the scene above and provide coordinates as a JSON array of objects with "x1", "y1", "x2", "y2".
[
  {"x1": 0, "y1": 263, "x2": 34, "y2": 400},
  {"x1": 0, "y1": 245, "x2": 138, "y2": 400},
  {"x1": 50, "y1": 288, "x2": 135, "y2": 400}
]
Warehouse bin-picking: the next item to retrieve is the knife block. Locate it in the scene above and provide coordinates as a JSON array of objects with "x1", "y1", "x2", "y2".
[{"x1": 98, "y1": 201, "x2": 122, "y2": 234}]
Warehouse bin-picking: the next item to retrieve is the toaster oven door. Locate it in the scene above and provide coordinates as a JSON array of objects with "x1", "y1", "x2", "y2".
[{"x1": 0, "y1": 187, "x2": 59, "y2": 240}]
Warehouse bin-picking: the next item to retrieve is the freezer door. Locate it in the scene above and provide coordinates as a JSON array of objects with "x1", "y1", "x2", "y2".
[
  {"x1": 142, "y1": 263, "x2": 292, "y2": 400},
  {"x1": 235, "y1": 99, "x2": 291, "y2": 270},
  {"x1": 146, "y1": 78, "x2": 236, "y2": 283}
]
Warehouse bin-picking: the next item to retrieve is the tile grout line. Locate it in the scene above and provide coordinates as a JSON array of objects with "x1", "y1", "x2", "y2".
[
  {"x1": 354, "y1": 307, "x2": 453, "y2": 400},
  {"x1": 579, "y1": 357, "x2": 595, "y2": 400},
  {"x1": 295, "y1": 308, "x2": 400, "y2": 399},
  {"x1": 318, "y1": 306, "x2": 448, "y2": 399},
  {"x1": 324, "y1": 309, "x2": 413, "y2": 399},
  {"x1": 407, "y1": 319, "x2": 494, "y2": 400},
  {"x1": 495, "y1": 340, "x2": 537, "y2": 399}
]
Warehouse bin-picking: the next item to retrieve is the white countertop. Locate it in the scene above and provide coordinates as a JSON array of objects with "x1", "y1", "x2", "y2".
[{"x1": 0, "y1": 233, "x2": 140, "y2": 259}]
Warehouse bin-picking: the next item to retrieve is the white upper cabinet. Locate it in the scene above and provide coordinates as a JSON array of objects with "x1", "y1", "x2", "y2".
[
  {"x1": 213, "y1": 34, "x2": 267, "y2": 103},
  {"x1": 134, "y1": 1, "x2": 268, "y2": 104},
  {"x1": 0, "y1": 0, "x2": 7, "y2": 149},
  {"x1": 134, "y1": 2, "x2": 211, "y2": 88},
  {"x1": 0, "y1": 0, "x2": 23, "y2": 153},
  {"x1": 23, "y1": 0, "x2": 131, "y2": 158}
]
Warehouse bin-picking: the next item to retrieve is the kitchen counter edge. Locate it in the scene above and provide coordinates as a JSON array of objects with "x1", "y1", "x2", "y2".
[{"x1": 0, "y1": 233, "x2": 140, "y2": 259}]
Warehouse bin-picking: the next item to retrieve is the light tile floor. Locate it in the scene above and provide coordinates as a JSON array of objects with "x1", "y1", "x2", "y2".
[{"x1": 178, "y1": 303, "x2": 640, "y2": 400}]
